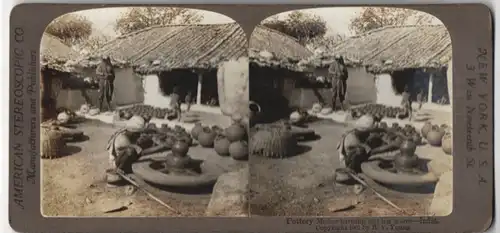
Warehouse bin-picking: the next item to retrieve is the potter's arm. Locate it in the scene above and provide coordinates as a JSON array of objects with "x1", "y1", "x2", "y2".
[{"x1": 140, "y1": 144, "x2": 169, "y2": 156}]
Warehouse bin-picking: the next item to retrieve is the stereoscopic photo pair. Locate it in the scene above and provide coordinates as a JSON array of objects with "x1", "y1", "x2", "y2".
[
  {"x1": 37, "y1": 6, "x2": 456, "y2": 218},
  {"x1": 9, "y1": 3, "x2": 493, "y2": 233}
]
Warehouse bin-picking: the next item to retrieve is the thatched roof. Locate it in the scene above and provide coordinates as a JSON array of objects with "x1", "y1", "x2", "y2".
[
  {"x1": 68, "y1": 23, "x2": 312, "y2": 74},
  {"x1": 40, "y1": 33, "x2": 74, "y2": 72},
  {"x1": 300, "y1": 25, "x2": 452, "y2": 74}
]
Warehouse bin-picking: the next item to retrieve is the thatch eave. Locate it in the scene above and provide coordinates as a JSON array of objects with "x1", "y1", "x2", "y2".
[{"x1": 72, "y1": 23, "x2": 312, "y2": 74}]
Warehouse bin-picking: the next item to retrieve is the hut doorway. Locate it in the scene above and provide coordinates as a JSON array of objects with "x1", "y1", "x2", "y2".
[
  {"x1": 250, "y1": 65, "x2": 291, "y2": 122},
  {"x1": 388, "y1": 68, "x2": 450, "y2": 105},
  {"x1": 157, "y1": 70, "x2": 219, "y2": 106},
  {"x1": 391, "y1": 69, "x2": 416, "y2": 96}
]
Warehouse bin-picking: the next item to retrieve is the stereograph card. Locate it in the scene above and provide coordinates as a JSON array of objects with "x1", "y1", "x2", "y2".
[{"x1": 8, "y1": 2, "x2": 493, "y2": 233}]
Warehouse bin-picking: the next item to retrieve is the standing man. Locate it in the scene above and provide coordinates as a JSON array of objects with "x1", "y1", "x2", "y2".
[
  {"x1": 328, "y1": 55, "x2": 349, "y2": 111},
  {"x1": 401, "y1": 86, "x2": 413, "y2": 120},
  {"x1": 185, "y1": 91, "x2": 193, "y2": 112},
  {"x1": 96, "y1": 56, "x2": 115, "y2": 112},
  {"x1": 416, "y1": 89, "x2": 424, "y2": 110},
  {"x1": 170, "y1": 86, "x2": 182, "y2": 122}
]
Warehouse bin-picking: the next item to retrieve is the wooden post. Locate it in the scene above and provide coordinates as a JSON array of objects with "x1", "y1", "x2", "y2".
[
  {"x1": 427, "y1": 73, "x2": 434, "y2": 104},
  {"x1": 196, "y1": 72, "x2": 203, "y2": 105}
]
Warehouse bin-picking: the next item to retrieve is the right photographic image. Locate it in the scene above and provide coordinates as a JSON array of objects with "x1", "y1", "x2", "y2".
[{"x1": 248, "y1": 7, "x2": 452, "y2": 217}]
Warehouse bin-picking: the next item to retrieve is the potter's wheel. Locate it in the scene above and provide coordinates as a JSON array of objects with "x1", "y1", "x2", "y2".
[
  {"x1": 132, "y1": 146, "x2": 245, "y2": 188},
  {"x1": 361, "y1": 153, "x2": 438, "y2": 186}
]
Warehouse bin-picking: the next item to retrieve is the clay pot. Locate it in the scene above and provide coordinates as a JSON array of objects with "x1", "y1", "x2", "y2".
[
  {"x1": 320, "y1": 107, "x2": 333, "y2": 115},
  {"x1": 421, "y1": 122, "x2": 432, "y2": 138},
  {"x1": 191, "y1": 123, "x2": 203, "y2": 140},
  {"x1": 394, "y1": 152, "x2": 419, "y2": 172},
  {"x1": 197, "y1": 127, "x2": 217, "y2": 148},
  {"x1": 146, "y1": 123, "x2": 157, "y2": 130},
  {"x1": 426, "y1": 126, "x2": 445, "y2": 147},
  {"x1": 214, "y1": 135, "x2": 231, "y2": 156},
  {"x1": 442, "y1": 133, "x2": 452, "y2": 155},
  {"x1": 80, "y1": 104, "x2": 90, "y2": 114},
  {"x1": 399, "y1": 139, "x2": 417, "y2": 156},
  {"x1": 164, "y1": 135, "x2": 176, "y2": 148},
  {"x1": 122, "y1": 111, "x2": 133, "y2": 120},
  {"x1": 289, "y1": 111, "x2": 302, "y2": 124},
  {"x1": 351, "y1": 110, "x2": 360, "y2": 119},
  {"x1": 174, "y1": 125, "x2": 185, "y2": 133},
  {"x1": 57, "y1": 112, "x2": 70, "y2": 124},
  {"x1": 165, "y1": 153, "x2": 190, "y2": 169},
  {"x1": 394, "y1": 139, "x2": 419, "y2": 171},
  {"x1": 118, "y1": 110, "x2": 125, "y2": 119},
  {"x1": 391, "y1": 135, "x2": 403, "y2": 147},
  {"x1": 411, "y1": 134, "x2": 423, "y2": 145},
  {"x1": 225, "y1": 122, "x2": 246, "y2": 142},
  {"x1": 378, "y1": 122, "x2": 388, "y2": 129},
  {"x1": 311, "y1": 103, "x2": 322, "y2": 114},
  {"x1": 172, "y1": 138, "x2": 190, "y2": 157},
  {"x1": 211, "y1": 125, "x2": 224, "y2": 135},
  {"x1": 229, "y1": 141, "x2": 248, "y2": 161},
  {"x1": 182, "y1": 135, "x2": 194, "y2": 146}
]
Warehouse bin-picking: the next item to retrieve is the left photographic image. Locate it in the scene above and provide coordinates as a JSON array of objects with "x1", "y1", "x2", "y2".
[{"x1": 40, "y1": 7, "x2": 250, "y2": 217}]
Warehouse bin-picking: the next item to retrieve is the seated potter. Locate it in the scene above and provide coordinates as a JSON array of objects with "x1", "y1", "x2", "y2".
[
  {"x1": 107, "y1": 117, "x2": 170, "y2": 173},
  {"x1": 335, "y1": 115, "x2": 400, "y2": 183}
]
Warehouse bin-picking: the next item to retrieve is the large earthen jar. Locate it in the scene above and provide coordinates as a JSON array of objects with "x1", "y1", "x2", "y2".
[
  {"x1": 442, "y1": 132, "x2": 452, "y2": 155},
  {"x1": 217, "y1": 58, "x2": 250, "y2": 119}
]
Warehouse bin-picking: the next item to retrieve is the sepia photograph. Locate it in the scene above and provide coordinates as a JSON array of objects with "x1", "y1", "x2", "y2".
[
  {"x1": 40, "y1": 7, "x2": 253, "y2": 217},
  {"x1": 248, "y1": 7, "x2": 453, "y2": 217},
  {"x1": 39, "y1": 5, "x2": 453, "y2": 219}
]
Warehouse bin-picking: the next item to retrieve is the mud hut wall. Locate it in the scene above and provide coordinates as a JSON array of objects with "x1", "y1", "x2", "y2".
[
  {"x1": 56, "y1": 67, "x2": 143, "y2": 110},
  {"x1": 143, "y1": 73, "x2": 169, "y2": 109},
  {"x1": 289, "y1": 67, "x2": 377, "y2": 109},
  {"x1": 375, "y1": 73, "x2": 401, "y2": 107}
]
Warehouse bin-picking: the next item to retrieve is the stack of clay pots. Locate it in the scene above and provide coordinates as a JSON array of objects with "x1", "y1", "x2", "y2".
[
  {"x1": 421, "y1": 122, "x2": 452, "y2": 155},
  {"x1": 191, "y1": 118, "x2": 249, "y2": 161}
]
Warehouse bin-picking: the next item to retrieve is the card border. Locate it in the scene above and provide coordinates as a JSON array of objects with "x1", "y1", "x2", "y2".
[{"x1": 9, "y1": 3, "x2": 494, "y2": 233}]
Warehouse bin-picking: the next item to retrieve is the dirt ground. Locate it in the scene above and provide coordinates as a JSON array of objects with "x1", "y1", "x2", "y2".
[
  {"x1": 249, "y1": 119, "x2": 435, "y2": 217},
  {"x1": 43, "y1": 110, "x2": 445, "y2": 217},
  {"x1": 41, "y1": 111, "x2": 235, "y2": 217}
]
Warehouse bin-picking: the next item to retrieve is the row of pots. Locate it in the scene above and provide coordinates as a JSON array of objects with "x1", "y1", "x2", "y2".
[
  {"x1": 136, "y1": 123, "x2": 194, "y2": 152},
  {"x1": 368, "y1": 122, "x2": 423, "y2": 149},
  {"x1": 351, "y1": 104, "x2": 409, "y2": 120},
  {"x1": 421, "y1": 122, "x2": 452, "y2": 155},
  {"x1": 118, "y1": 104, "x2": 177, "y2": 121},
  {"x1": 191, "y1": 121, "x2": 249, "y2": 161}
]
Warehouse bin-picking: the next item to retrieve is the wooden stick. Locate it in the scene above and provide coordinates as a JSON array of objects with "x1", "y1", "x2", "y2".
[
  {"x1": 345, "y1": 171, "x2": 409, "y2": 215},
  {"x1": 115, "y1": 170, "x2": 179, "y2": 214}
]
